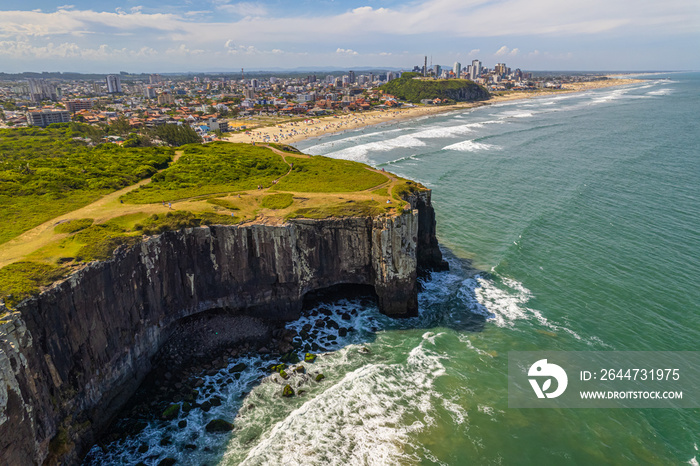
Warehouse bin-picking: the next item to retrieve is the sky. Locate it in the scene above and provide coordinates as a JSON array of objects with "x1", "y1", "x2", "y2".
[{"x1": 0, "y1": 0, "x2": 698, "y2": 73}]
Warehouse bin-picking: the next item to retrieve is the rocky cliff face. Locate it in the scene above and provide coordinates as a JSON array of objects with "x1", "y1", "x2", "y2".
[{"x1": 0, "y1": 191, "x2": 445, "y2": 465}]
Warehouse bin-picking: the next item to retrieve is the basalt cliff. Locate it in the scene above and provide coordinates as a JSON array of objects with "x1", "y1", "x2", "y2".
[{"x1": 0, "y1": 191, "x2": 446, "y2": 465}]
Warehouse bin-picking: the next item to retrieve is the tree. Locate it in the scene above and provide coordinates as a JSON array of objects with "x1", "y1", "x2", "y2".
[{"x1": 152, "y1": 124, "x2": 202, "y2": 146}]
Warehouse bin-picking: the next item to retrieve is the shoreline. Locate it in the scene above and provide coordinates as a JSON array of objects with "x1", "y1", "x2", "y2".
[{"x1": 224, "y1": 78, "x2": 643, "y2": 146}]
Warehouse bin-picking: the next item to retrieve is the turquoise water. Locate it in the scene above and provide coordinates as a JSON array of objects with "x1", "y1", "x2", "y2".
[{"x1": 88, "y1": 74, "x2": 700, "y2": 465}]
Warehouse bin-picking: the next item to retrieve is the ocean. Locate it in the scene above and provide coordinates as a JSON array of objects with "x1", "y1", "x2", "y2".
[{"x1": 87, "y1": 73, "x2": 700, "y2": 465}]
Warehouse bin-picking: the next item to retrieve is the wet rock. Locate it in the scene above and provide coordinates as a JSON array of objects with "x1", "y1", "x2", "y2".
[
  {"x1": 184, "y1": 444, "x2": 197, "y2": 451},
  {"x1": 138, "y1": 444, "x2": 149, "y2": 454},
  {"x1": 327, "y1": 320, "x2": 339, "y2": 330},
  {"x1": 205, "y1": 419, "x2": 234, "y2": 433},
  {"x1": 160, "y1": 436, "x2": 172, "y2": 446},
  {"x1": 200, "y1": 401, "x2": 212, "y2": 412},
  {"x1": 210, "y1": 396, "x2": 222, "y2": 407},
  {"x1": 304, "y1": 353, "x2": 316, "y2": 363},
  {"x1": 161, "y1": 404, "x2": 180, "y2": 420},
  {"x1": 158, "y1": 458, "x2": 177, "y2": 466},
  {"x1": 279, "y1": 370, "x2": 289, "y2": 380},
  {"x1": 338, "y1": 328, "x2": 348, "y2": 337},
  {"x1": 315, "y1": 374, "x2": 325, "y2": 382},
  {"x1": 302, "y1": 324, "x2": 312, "y2": 332},
  {"x1": 319, "y1": 308, "x2": 332, "y2": 316},
  {"x1": 229, "y1": 363, "x2": 247, "y2": 373},
  {"x1": 282, "y1": 384, "x2": 295, "y2": 397},
  {"x1": 314, "y1": 319, "x2": 326, "y2": 328},
  {"x1": 178, "y1": 420, "x2": 187, "y2": 429},
  {"x1": 258, "y1": 347, "x2": 271, "y2": 354},
  {"x1": 359, "y1": 346, "x2": 371, "y2": 354},
  {"x1": 294, "y1": 366, "x2": 306, "y2": 374},
  {"x1": 341, "y1": 313, "x2": 352, "y2": 321}
]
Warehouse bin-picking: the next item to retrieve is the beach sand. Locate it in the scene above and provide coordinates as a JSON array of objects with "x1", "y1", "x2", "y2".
[{"x1": 224, "y1": 78, "x2": 641, "y2": 146}]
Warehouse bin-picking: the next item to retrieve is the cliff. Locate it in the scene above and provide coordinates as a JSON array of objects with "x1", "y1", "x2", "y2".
[{"x1": 0, "y1": 190, "x2": 445, "y2": 465}]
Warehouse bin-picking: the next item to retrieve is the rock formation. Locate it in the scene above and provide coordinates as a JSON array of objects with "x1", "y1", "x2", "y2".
[{"x1": 0, "y1": 190, "x2": 445, "y2": 464}]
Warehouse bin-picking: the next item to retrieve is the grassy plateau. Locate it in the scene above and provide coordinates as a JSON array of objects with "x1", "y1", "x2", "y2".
[{"x1": 0, "y1": 127, "x2": 425, "y2": 309}]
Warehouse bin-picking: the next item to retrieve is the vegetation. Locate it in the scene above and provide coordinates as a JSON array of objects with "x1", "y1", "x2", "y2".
[
  {"x1": 54, "y1": 218, "x2": 94, "y2": 234},
  {"x1": 122, "y1": 142, "x2": 288, "y2": 203},
  {"x1": 0, "y1": 124, "x2": 173, "y2": 244},
  {"x1": 0, "y1": 261, "x2": 68, "y2": 307},
  {"x1": 261, "y1": 193, "x2": 294, "y2": 210},
  {"x1": 134, "y1": 211, "x2": 238, "y2": 235},
  {"x1": 380, "y1": 75, "x2": 489, "y2": 103},
  {"x1": 152, "y1": 124, "x2": 202, "y2": 146},
  {"x1": 273, "y1": 156, "x2": 386, "y2": 192},
  {"x1": 287, "y1": 200, "x2": 388, "y2": 220}
]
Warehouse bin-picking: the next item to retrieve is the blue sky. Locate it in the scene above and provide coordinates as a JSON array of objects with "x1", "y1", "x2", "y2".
[{"x1": 1, "y1": 0, "x2": 698, "y2": 73}]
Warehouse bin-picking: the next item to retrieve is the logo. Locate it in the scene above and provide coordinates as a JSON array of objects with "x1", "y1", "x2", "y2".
[{"x1": 528, "y1": 359, "x2": 568, "y2": 399}]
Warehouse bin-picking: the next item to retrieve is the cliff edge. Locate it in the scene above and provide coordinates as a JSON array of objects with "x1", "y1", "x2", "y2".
[{"x1": 0, "y1": 190, "x2": 445, "y2": 465}]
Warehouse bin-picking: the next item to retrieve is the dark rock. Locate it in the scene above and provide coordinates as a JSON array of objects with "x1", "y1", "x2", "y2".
[
  {"x1": 161, "y1": 404, "x2": 180, "y2": 420},
  {"x1": 341, "y1": 313, "x2": 352, "y2": 321},
  {"x1": 338, "y1": 328, "x2": 348, "y2": 337},
  {"x1": 315, "y1": 374, "x2": 325, "y2": 382},
  {"x1": 184, "y1": 444, "x2": 197, "y2": 450},
  {"x1": 160, "y1": 436, "x2": 172, "y2": 447},
  {"x1": 178, "y1": 420, "x2": 187, "y2": 429},
  {"x1": 304, "y1": 353, "x2": 316, "y2": 363},
  {"x1": 302, "y1": 324, "x2": 312, "y2": 332},
  {"x1": 327, "y1": 320, "x2": 339, "y2": 330},
  {"x1": 229, "y1": 363, "x2": 247, "y2": 373},
  {"x1": 158, "y1": 458, "x2": 177, "y2": 466},
  {"x1": 314, "y1": 319, "x2": 326, "y2": 328},
  {"x1": 205, "y1": 419, "x2": 234, "y2": 433},
  {"x1": 282, "y1": 385, "x2": 294, "y2": 397},
  {"x1": 138, "y1": 444, "x2": 149, "y2": 454},
  {"x1": 200, "y1": 401, "x2": 212, "y2": 412}
]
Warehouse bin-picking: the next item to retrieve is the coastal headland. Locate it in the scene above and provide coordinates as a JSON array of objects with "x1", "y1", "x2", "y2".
[{"x1": 0, "y1": 136, "x2": 446, "y2": 464}]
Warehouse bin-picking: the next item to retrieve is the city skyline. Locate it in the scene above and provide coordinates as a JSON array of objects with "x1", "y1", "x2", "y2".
[{"x1": 1, "y1": 0, "x2": 698, "y2": 73}]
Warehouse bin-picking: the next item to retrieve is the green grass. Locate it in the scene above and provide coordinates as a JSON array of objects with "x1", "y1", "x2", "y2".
[
  {"x1": 67, "y1": 223, "x2": 139, "y2": 262},
  {"x1": 273, "y1": 156, "x2": 387, "y2": 193},
  {"x1": 207, "y1": 198, "x2": 240, "y2": 210},
  {"x1": 121, "y1": 142, "x2": 289, "y2": 204},
  {"x1": 134, "y1": 211, "x2": 239, "y2": 235},
  {"x1": 54, "y1": 218, "x2": 94, "y2": 234},
  {"x1": 261, "y1": 193, "x2": 294, "y2": 210},
  {"x1": 371, "y1": 187, "x2": 389, "y2": 197},
  {"x1": 286, "y1": 200, "x2": 388, "y2": 220},
  {"x1": 0, "y1": 261, "x2": 68, "y2": 308},
  {"x1": 0, "y1": 124, "x2": 173, "y2": 244}
]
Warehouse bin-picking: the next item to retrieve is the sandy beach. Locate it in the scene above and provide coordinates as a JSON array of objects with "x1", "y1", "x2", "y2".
[{"x1": 224, "y1": 78, "x2": 642, "y2": 146}]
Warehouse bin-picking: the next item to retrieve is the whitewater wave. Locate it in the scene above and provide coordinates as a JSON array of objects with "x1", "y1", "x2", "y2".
[
  {"x1": 325, "y1": 134, "x2": 426, "y2": 162},
  {"x1": 443, "y1": 140, "x2": 499, "y2": 152}
]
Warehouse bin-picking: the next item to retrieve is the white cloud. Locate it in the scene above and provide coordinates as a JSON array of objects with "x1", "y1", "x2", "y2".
[
  {"x1": 336, "y1": 48, "x2": 358, "y2": 55},
  {"x1": 510, "y1": 48, "x2": 519, "y2": 56},
  {"x1": 468, "y1": 48, "x2": 480, "y2": 55},
  {"x1": 213, "y1": 1, "x2": 267, "y2": 16},
  {"x1": 495, "y1": 46, "x2": 509, "y2": 56}
]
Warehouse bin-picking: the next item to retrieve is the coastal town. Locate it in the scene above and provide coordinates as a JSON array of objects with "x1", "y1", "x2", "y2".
[{"x1": 0, "y1": 60, "x2": 616, "y2": 144}]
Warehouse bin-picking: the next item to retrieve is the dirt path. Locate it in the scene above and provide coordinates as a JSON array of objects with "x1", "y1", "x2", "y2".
[{"x1": 0, "y1": 151, "x2": 183, "y2": 268}]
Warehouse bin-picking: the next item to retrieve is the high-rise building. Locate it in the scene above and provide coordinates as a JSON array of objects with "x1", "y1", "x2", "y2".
[
  {"x1": 149, "y1": 74, "x2": 162, "y2": 84},
  {"x1": 106, "y1": 75, "x2": 122, "y2": 94},
  {"x1": 348, "y1": 71, "x2": 356, "y2": 84},
  {"x1": 434, "y1": 65, "x2": 441, "y2": 78},
  {"x1": 470, "y1": 60, "x2": 482, "y2": 80},
  {"x1": 64, "y1": 100, "x2": 93, "y2": 113},
  {"x1": 495, "y1": 63, "x2": 507, "y2": 76},
  {"x1": 453, "y1": 62, "x2": 461, "y2": 78},
  {"x1": 26, "y1": 109, "x2": 71, "y2": 127},
  {"x1": 387, "y1": 71, "x2": 395, "y2": 82},
  {"x1": 144, "y1": 86, "x2": 156, "y2": 99},
  {"x1": 27, "y1": 78, "x2": 59, "y2": 102}
]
